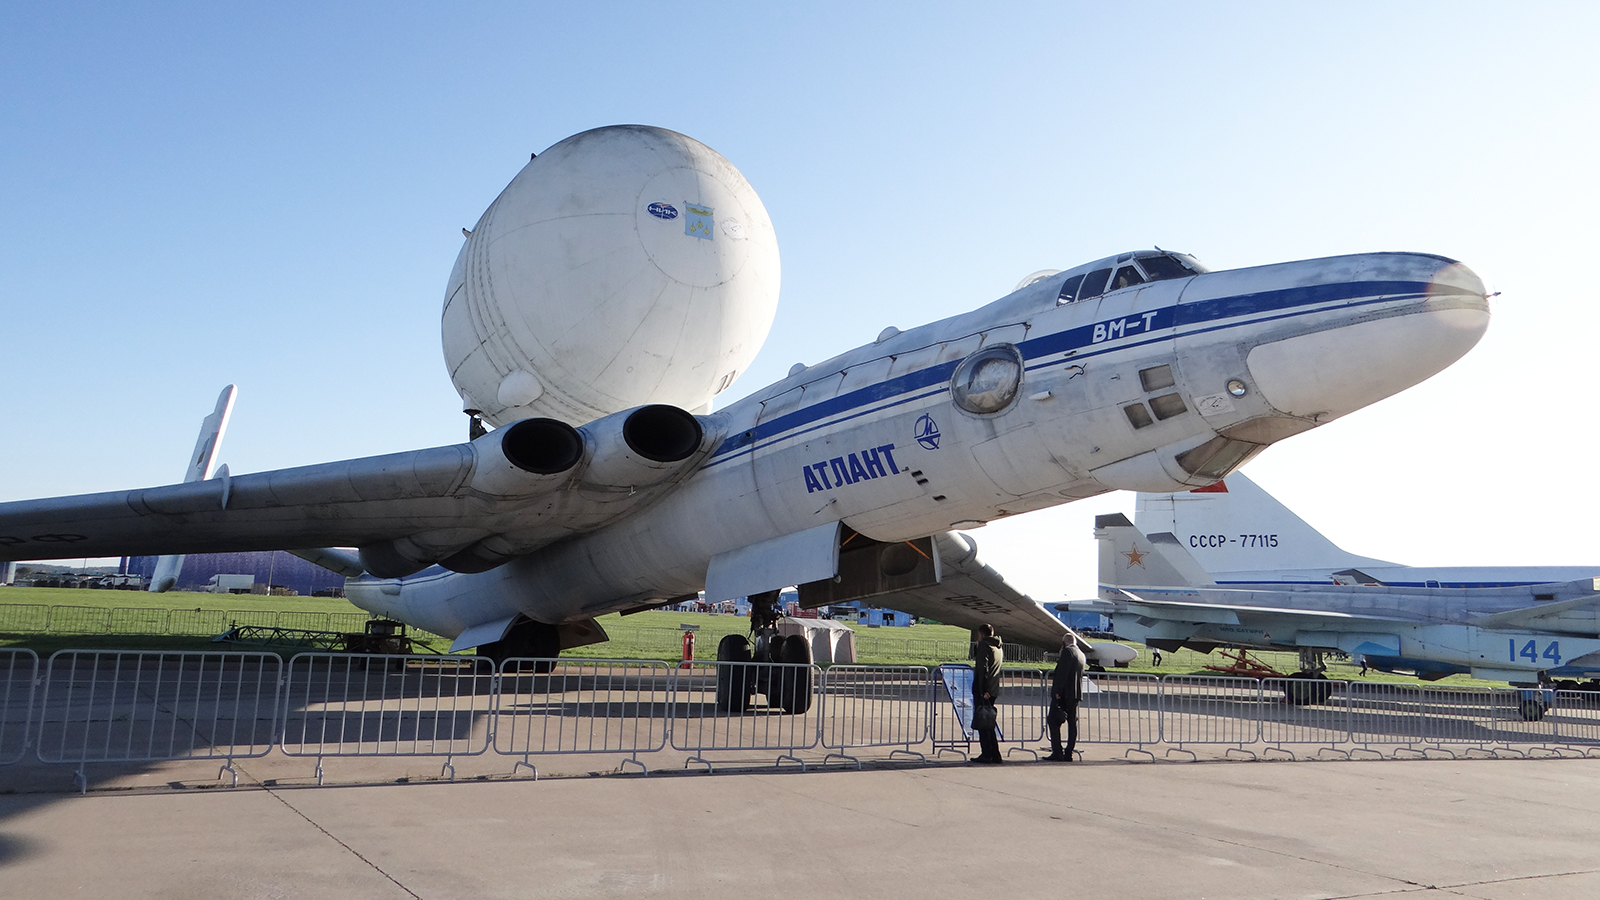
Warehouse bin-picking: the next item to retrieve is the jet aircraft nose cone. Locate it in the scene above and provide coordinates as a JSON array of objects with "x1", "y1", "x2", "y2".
[{"x1": 1245, "y1": 254, "x2": 1490, "y2": 422}]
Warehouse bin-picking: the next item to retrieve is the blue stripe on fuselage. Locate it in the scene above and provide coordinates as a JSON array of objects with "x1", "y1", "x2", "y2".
[{"x1": 706, "y1": 280, "x2": 1462, "y2": 469}]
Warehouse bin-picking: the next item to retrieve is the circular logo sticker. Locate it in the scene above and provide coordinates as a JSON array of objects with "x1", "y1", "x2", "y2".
[
  {"x1": 647, "y1": 202, "x2": 678, "y2": 220},
  {"x1": 914, "y1": 414, "x2": 941, "y2": 451},
  {"x1": 720, "y1": 218, "x2": 746, "y2": 240}
]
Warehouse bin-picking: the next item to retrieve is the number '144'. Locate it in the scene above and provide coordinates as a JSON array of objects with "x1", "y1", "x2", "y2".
[{"x1": 1510, "y1": 639, "x2": 1561, "y2": 666}]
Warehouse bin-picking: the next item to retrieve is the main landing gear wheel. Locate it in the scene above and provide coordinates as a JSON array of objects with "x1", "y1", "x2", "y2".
[
  {"x1": 773, "y1": 633, "x2": 814, "y2": 715},
  {"x1": 1518, "y1": 698, "x2": 1548, "y2": 722},
  {"x1": 715, "y1": 634, "x2": 755, "y2": 714},
  {"x1": 1284, "y1": 671, "x2": 1336, "y2": 706}
]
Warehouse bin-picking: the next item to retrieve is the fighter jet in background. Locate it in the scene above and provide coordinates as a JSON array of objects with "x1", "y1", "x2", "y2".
[{"x1": 1093, "y1": 510, "x2": 1600, "y2": 690}]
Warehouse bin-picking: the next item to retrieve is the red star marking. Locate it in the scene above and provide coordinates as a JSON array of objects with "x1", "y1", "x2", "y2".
[{"x1": 1124, "y1": 547, "x2": 1147, "y2": 568}]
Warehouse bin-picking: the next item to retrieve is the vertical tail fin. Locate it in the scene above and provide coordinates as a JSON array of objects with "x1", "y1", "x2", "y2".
[
  {"x1": 149, "y1": 385, "x2": 236, "y2": 592},
  {"x1": 1095, "y1": 513, "x2": 1214, "y2": 598},
  {"x1": 1134, "y1": 472, "x2": 1391, "y2": 574}
]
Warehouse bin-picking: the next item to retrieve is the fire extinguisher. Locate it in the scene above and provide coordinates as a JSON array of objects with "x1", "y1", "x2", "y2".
[{"x1": 681, "y1": 630, "x2": 695, "y2": 665}]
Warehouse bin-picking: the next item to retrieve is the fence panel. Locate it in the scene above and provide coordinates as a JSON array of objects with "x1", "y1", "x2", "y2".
[
  {"x1": 1080, "y1": 673, "x2": 1161, "y2": 747},
  {"x1": 668, "y1": 662, "x2": 821, "y2": 758},
  {"x1": 996, "y1": 669, "x2": 1048, "y2": 746},
  {"x1": 275, "y1": 611, "x2": 332, "y2": 632},
  {"x1": 0, "y1": 604, "x2": 50, "y2": 633},
  {"x1": 1483, "y1": 688, "x2": 1558, "y2": 747},
  {"x1": 0, "y1": 649, "x2": 39, "y2": 766},
  {"x1": 1260, "y1": 679, "x2": 1350, "y2": 751},
  {"x1": 168, "y1": 608, "x2": 229, "y2": 636},
  {"x1": 1160, "y1": 676, "x2": 1262, "y2": 749},
  {"x1": 820, "y1": 666, "x2": 931, "y2": 751},
  {"x1": 1550, "y1": 691, "x2": 1600, "y2": 745},
  {"x1": 493, "y1": 659, "x2": 671, "y2": 759},
  {"x1": 1346, "y1": 683, "x2": 1426, "y2": 749},
  {"x1": 34, "y1": 650, "x2": 282, "y2": 765},
  {"x1": 225, "y1": 609, "x2": 280, "y2": 629},
  {"x1": 45, "y1": 606, "x2": 111, "y2": 634},
  {"x1": 280, "y1": 654, "x2": 496, "y2": 759},
  {"x1": 106, "y1": 607, "x2": 171, "y2": 635},
  {"x1": 929, "y1": 665, "x2": 1046, "y2": 753},
  {"x1": 1418, "y1": 687, "x2": 1499, "y2": 749},
  {"x1": 328, "y1": 613, "x2": 374, "y2": 633}
]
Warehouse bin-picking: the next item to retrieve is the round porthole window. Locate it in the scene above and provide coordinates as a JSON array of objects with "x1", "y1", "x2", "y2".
[{"x1": 950, "y1": 344, "x2": 1024, "y2": 415}]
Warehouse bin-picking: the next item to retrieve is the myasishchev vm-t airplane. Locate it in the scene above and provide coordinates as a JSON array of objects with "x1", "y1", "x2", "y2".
[{"x1": 0, "y1": 125, "x2": 1492, "y2": 683}]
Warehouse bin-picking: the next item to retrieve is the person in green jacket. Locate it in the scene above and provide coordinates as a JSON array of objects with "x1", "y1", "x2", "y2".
[{"x1": 972, "y1": 623, "x2": 1004, "y2": 764}]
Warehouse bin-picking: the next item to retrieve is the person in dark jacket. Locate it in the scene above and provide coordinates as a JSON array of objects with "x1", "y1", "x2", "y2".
[
  {"x1": 972, "y1": 623, "x2": 1005, "y2": 763},
  {"x1": 1047, "y1": 631, "x2": 1088, "y2": 761}
]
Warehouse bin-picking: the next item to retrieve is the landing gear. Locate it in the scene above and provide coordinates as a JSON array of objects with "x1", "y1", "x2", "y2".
[
  {"x1": 476, "y1": 617, "x2": 561, "y2": 673},
  {"x1": 711, "y1": 591, "x2": 814, "y2": 714},
  {"x1": 1283, "y1": 650, "x2": 1337, "y2": 706}
]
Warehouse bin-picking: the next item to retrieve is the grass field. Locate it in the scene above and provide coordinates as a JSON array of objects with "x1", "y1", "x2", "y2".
[{"x1": 0, "y1": 585, "x2": 1508, "y2": 686}]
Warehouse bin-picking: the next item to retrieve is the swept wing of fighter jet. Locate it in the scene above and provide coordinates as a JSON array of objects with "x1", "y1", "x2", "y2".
[
  {"x1": 1092, "y1": 514, "x2": 1600, "y2": 687},
  {"x1": 0, "y1": 126, "x2": 1492, "y2": 671}
]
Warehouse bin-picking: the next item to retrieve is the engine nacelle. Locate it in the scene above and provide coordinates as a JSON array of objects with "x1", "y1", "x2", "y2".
[
  {"x1": 468, "y1": 417, "x2": 584, "y2": 498},
  {"x1": 578, "y1": 404, "x2": 709, "y2": 492},
  {"x1": 442, "y1": 125, "x2": 781, "y2": 427}
]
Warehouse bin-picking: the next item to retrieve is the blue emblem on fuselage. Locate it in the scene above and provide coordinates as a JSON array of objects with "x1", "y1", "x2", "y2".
[
  {"x1": 647, "y1": 202, "x2": 678, "y2": 220},
  {"x1": 914, "y1": 414, "x2": 941, "y2": 450}
]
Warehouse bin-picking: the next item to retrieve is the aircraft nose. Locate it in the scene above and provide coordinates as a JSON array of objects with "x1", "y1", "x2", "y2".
[{"x1": 1244, "y1": 255, "x2": 1490, "y2": 421}]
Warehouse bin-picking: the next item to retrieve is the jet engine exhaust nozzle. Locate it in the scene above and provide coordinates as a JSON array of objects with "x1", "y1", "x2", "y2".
[
  {"x1": 623, "y1": 404, "x2": 705, "y2": 463},
  {"x1": 501, "y1": 417, "x2": 585, "y2": 474}
]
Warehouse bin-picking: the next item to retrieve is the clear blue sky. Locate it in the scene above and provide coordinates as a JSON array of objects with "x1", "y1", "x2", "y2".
[{"x1": 3, "y1": 3, "x2": 1597, "y2": 598}]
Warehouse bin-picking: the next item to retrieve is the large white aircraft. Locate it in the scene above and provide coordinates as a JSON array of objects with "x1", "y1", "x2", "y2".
[
  {"x1": 1134, "y1": 473, "x2": 1600, "y2": 588},
  {"x1": 0, "y1": 125, "x2": 1491, "y2": 676}
]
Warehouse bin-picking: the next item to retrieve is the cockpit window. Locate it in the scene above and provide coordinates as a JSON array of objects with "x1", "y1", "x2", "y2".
[
  {"x1": 1056, "y1": 273, "x2": 1085, "y2": 304},
  {"x1": 1109, "y1": 266, "x2": 1146, "y2": 292},
  {"x1": 1137, "y1": 254, "x2": 1193, "y2": 282},
  {"x1": 1076, "y1": 268, "x2": 1113, "y2": 301}
]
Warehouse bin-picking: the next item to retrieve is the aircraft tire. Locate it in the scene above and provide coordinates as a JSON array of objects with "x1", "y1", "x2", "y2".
[
  {"x1": 716, "y1": 634, "x2": 754, "y2": 714},
  {"x1": 1518, "y1": 699, "x2": 1547, "y2": 722},
  {"x1": 774, "y1": 634, "x2": 814, "y2": 715},
  {"x1": 1284, "y1": 672, "x2": 1335, "y2": 706}
]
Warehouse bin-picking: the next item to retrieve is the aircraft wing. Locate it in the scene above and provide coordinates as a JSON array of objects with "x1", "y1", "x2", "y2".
[
  {"x1": 1468, "y1": 586, "x2": 1600, "y2": 629},
  {"x1": 859, "y1": 532, "x2": 1070, "y2": 650},
  {"x1": 0, "y1": 409, "x2": 716, "y2": 576},
  {"x1": 1112, "y1": 589, "x2": 1414, "y2": 624}
]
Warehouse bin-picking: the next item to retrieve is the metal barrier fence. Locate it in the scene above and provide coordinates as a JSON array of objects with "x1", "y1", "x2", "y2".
[
  {"x1": 819, "y1": 665, "x2": 931, "y2": 766},
  {"x1": 1552, "y1": 691, "x2": 1600, "y2": 746},
  {"x1": 1081, "y1": 672, "x2": 1161, "y2": 754},
  {"x1": 493, "y1": 659, "x2": 672, "y2": 776},
  {"x1": 930, "y1": 665, "x2": 1048, "y2": 759},
  {"x1": 1260, "y1": 678, "x2": 1351, "y2": 759},
  {"x1": 669, "y1": 661, "x2": 822, "y2": 770},
  {"x1": 280, "y1": 653, "x2": 496, "y2": 781},
  {"x1": 11, "y1": 652, "x2": 1600, "y2": 787},
  {"x1": 1160, "y1": 676, "x2": 1264, "y2": 759},
  {"x1": 1, "y1": 649, "x2": 39, "y2": 766},
  {"x1": 0, "y1": 603, "x2": 387, "y2": 638},
  {"x1": 34, "y1": 650, "x2": 283, "y2": 789}
]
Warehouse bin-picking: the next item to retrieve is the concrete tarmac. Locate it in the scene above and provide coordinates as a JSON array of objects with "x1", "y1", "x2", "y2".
[{"x1": 2, "y1": 757, "x2": 1598, "y2": 899}]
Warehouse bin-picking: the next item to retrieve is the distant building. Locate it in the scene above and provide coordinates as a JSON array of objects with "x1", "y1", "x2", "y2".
[{"x1": 123, "y1": 551, "x2": 347, "y2": 596}]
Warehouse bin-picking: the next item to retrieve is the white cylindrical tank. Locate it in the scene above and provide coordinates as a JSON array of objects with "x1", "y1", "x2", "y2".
[{"x1": 442, "y1": 125, "x2": 781, "y2": 426}]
